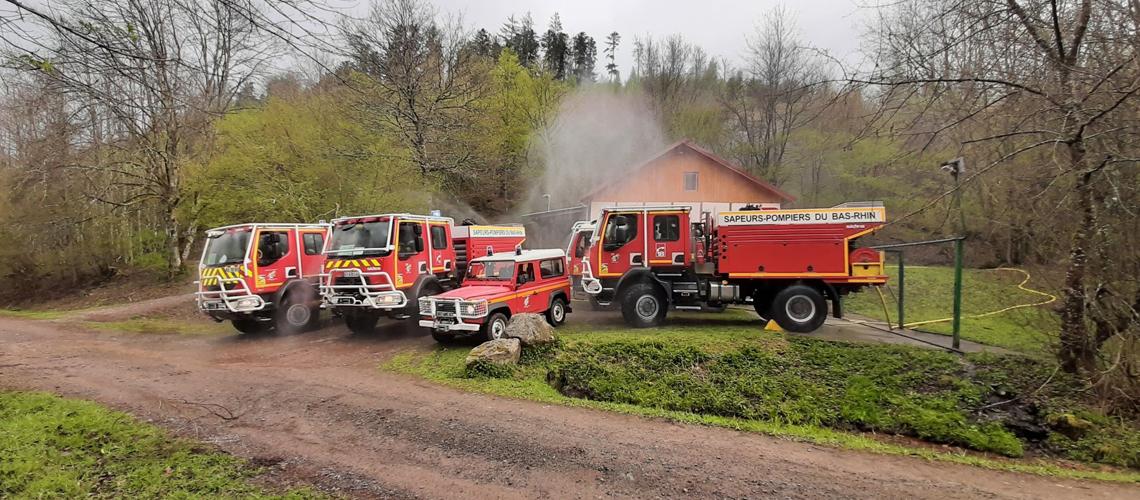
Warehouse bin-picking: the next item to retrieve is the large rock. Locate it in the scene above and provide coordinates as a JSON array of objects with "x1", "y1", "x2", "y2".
[
  {"x1": 505, "y1": 313, "x2": 556, "y2": 346},
  {"x1": 465, "y1": 338, "x2": 521, "y2": 367}
]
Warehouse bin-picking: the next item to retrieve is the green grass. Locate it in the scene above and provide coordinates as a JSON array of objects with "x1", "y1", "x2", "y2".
[
  {"x1": 0, "y1": 309, "x2": 67, "y2": 320},
  {"x1": 384, "y1": 313, "x2": 1140, "y2": 483},
  {"x1": 83, "y1": 317, "x2": 233, "y2": 336},
  {"x1": 0, "y1": 391, "x2": 320, "y2": 498},
  {"x1": 846, "y1": 266, "x2": 1059, "y2": 355}
]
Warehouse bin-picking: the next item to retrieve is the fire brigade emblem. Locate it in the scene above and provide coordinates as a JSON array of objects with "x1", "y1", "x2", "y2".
[
  {"x1": 656, "y1": 243, "x2": 666, "y2": 258},
  {"x1": 267, "y1": 270, "x2": 277, "y2": 281},
  {"x1": 524, "y1": 296, "x2": 531, "y2": 308},
  {"x1": 404, "y1": 263, "x2": 412, "y2": 273},
  {"x1": 611, "y1": 254, "x2": 619, "y2": 263},
  {"x1": 435, "y1": 254, "x2": 442, "y2": 263}
]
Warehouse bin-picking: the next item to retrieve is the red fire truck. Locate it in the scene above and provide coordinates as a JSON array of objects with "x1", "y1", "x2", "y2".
[
  {"x1": 319, "y1": 214, "x2": 525, "y2": 333},
  {"x1": 580, "y1": 205, "x2": 887, "y2": 332},
  {"x1": 418, "y1": 248, "x2": 572, "y2": 343},
  {"x1": 196, "y1": 223, "x2": 330, "y2": 334}
]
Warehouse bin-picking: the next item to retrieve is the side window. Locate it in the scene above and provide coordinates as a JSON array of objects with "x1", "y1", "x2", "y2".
[
  {"x1": 602, "y1": 214, "x2": 638, "y2": 251},
  {"x1": 398, "y1": 222, "x2": 424, "y2": 257},
  {"x1": 653, "y1": 215, "x2": 680, "y2": 242},
  {"x1": 430, "y1": 225, "x2": 448, "y2": 250},
  {"x1": 303, "y1": 233, "x2": 324, "y2": 255},
  {"x1": 540, "y1": 259, "x2": 564, "y2": 279},
  {"x1": 257, "y1": 231, "x2": 289, "y2": 266},
  {"x1": 518, "y1": 263, "x2": 535, "y2": 284}
]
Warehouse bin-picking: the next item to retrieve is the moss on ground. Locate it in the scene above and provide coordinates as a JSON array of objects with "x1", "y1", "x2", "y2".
[{"x1": 0, "y1": 391, "x2": 320, "y2": 498}]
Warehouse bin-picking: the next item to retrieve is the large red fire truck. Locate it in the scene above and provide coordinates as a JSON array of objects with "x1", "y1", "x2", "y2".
[
  {"x1": 319, "y1": 214, "x2": 526, "y2": 333},
  {"x1": 197, "y1": 223, "x2": 330, "y2": 334},
  {"x1": 580, "y1": 205, "x2": 887, "y2": 332}
]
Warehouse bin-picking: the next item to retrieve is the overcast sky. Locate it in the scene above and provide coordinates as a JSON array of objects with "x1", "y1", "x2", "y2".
[{"x1": 349, "y1": 0, "x2": 872, "y2": 79}]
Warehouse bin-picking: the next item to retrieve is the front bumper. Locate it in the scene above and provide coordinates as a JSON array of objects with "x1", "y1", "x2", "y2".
[
  {"x1": 320, "y1": 268, "x2": 407, "y2": 309},
  {"x1": 196, "y1": 276, "x2": 267, "y2": 314},
  {"x1": 419, "y1": 297, "x2": 489, "y2": 332}
]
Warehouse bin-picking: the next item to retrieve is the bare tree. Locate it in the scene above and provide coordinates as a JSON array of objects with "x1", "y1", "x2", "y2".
[
  {"x1": 862, "y1": 0, "x2": 1140, "y2": 381},
  {"x1": 342, "y1": 0, "x2": 486, "y2": 179},
  {"x1": 720, "y1": 7, "x2": 825, "y2": 184}
]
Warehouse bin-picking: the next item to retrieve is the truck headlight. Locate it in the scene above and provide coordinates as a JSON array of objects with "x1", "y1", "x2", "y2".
[
  {"x1": 377, "y1": 294, "x2": 401, "y2": 304},
  {"x1": 235, "y1": 297, "x2": 260, "y2": 310},
  {"x1": 465, "y1": 304, "x2": 475, "y2": 315}
]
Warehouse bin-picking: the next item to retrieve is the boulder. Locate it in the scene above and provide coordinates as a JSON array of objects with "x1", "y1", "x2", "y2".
[
  {"x1": 505, "y1": 313, "x2": 556, "y2": 346},
  {"x1": 466, "y1": 338, "x2": 521, "y2": 367}
]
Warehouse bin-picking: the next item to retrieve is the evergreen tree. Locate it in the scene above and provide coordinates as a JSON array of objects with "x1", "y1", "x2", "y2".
[
  {"x1": 470, "y1": 28, "x2": 500, "y2": 58},
  {"x1": 604, "y1": 31, "x2": 621, "y2": 82},
  {"x1": 501, "y1": 13, "x2": 539, "y2": 67},
  {"x1": 570, "y1": 32, "x2": 597, "y2": 82},
  {"x1": 541, "y1": 13, "x2": 569, "y2": 79}
]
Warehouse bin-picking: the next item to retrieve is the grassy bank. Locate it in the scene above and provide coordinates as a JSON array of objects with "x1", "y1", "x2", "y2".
[
  {"x1": 845, "y1": 266, "x2": 1059, "y2": 355},
  {"x1": 0, "y1": 391, "x2": 318, "y2": 498},
  {"x1": 385, "y1": 313, "x2": 1139, "y2": 482}
]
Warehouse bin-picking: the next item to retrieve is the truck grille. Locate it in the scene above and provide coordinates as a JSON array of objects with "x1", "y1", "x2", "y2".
[{"x1": 435, "y1": 301, "x2": 456, "y2": 315}]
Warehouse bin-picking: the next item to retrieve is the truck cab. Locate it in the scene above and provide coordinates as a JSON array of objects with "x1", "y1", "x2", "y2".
[
  {"x1": 320, "y1": 214, "x2": 525, "y2": 334},
  {"x1": 196, "y1": 223, "x2": 330, "y2": 334},
  {"x1": 418, "y1": 249, "x2": 572, "y2": 343},
  {"x1": 581, "y1": 205, "x2": 887, "y2": 332}
]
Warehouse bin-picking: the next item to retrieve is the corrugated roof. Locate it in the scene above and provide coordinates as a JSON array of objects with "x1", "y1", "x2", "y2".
[{"x1": 580, "y1": 139, "x2": 796, "y2": 203}]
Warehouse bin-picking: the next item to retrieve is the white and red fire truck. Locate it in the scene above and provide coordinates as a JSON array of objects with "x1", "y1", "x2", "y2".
[
  {"x1": 319, "y1": 214, "x2": 526, "y2": 333},
  {"x1": 580, "y1": 205, "x2": 887, "y2": 332},
  {"x1": 196, "y1": 223, "x2": 331, "y2": 334},
  {"x1": 418, "y1": 248, "x2": 572, "y2": 343}
]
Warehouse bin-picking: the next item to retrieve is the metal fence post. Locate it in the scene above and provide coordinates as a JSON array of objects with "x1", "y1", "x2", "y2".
[
  {"x1": 897, "y1": 252, "x2": 905, "y2": 330},
  {"x1": 952, "y1": 238, "x2": 964, "y2": 350}
]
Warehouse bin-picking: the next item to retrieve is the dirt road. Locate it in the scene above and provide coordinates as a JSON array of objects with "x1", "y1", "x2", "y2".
[{"x1": 1, "y1": 316, "x2": 1135, "y2": 499}]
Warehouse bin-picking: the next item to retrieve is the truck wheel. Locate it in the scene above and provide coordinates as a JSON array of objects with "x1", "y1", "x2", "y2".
[
  {"x1": 546, "y1": 297, "x2": 567, "y2": 326},
  {"x1": 771, "y1": 285, "x2": 828, "y2": 333},
  {"x1": 482, "y1": 312, "x2": 509, "y2": 341},
  {"x1": 345, "y1": 311, "x2": 378, "y2": 335},
  {"x1": 752, "y1": 291, "x2": 776, "y2": 319},
  {"x1": 620, "y1": 282, "x2": 667, "y2": 328},
  {"x1": 231, "y1": 319, "x2": 269, "y2": 334},
  {"x1": 276, "y1": 290, "x2": 318, "y2": 334}
]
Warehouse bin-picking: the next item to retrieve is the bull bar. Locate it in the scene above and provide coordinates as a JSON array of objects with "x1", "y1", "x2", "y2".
[
  {"x1": 195, "y1": 275, "x2": 267, "y2": 313},
  {"x1": 417, "y1": 297, "x2": 489, "y2": 332},
  {"x1": 319, "y1": 267, "x2": 407, "y2": 309}
]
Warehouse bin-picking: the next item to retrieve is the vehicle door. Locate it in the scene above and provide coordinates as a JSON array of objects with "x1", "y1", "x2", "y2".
[
  {"x1": 595, "y1": 212, "x2": 645, "y2": 278},
  {"x1": 648, "y1": 211, "x2": 689, "y2": 268},
  {"x1": 299, "y1": 229, "x2": 327, "y2": 279},
  {"x1": 428, "y1": 222, "x2": 456, "y2": 276},
  {"x1": 567, "y1": 230, "x2": 591, "y2": 277},
  {"x1": 395, "y1": 219, "x2": 429, "y2": 288},
  {"x1": 252, "y1": 228, "x2": 292, "y2": 293},
  {"x1": 514, "y1": 262, "x2": 543, "y2": 313}
]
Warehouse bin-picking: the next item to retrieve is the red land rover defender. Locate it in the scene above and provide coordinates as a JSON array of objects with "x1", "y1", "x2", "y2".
[{"x1": 418, "y1": 249, "x2": 572, "y2": 343}]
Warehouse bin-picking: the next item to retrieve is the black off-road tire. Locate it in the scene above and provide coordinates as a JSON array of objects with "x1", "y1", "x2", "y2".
[
  {"x1": 770, "y1": 284, "x2": 828, "y2": 333},
  {"x1": 546, "y1": 296, "x2": 568, "y2": 326},
  {"x1": 620, "y1": 282, "x2": 667, "y2": 328},
  {"x1": 752, "y1": 291, "x2": 776, "y2": 319},
  {"x1": 481, "y1": 312, "x2": 509, "y2": 342},
  {"x1": 231, "y1": 318, "x2": 269, "y2": 334},
  {"x1": 344, "y1": 311, "x2": 379, "y2": 335},
  {"x1": 275, "y1": 290, "x2": 320, "y2": 334}
]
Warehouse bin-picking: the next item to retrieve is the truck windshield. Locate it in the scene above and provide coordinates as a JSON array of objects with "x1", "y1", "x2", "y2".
[
  {"x1": 203, "y1": 230, "x2": 251, "y2": 266},
  {"x1": 328, "y1": 221, "x2": 391, "y2": 257},
  {"x1": 466, "y1": 261, "x2": 515, "y2": 281}
]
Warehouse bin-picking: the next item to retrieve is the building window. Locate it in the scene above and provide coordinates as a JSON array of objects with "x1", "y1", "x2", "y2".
[
  {"x1": 303, "y1": 233, "x2": 324, "y2": 255},
  {"x1": 683, "y1": 171, "x2": 699, "y2": 191}
]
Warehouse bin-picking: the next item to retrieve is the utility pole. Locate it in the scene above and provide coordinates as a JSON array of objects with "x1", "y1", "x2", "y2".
[{"x1": 940, "y1": 157, "x2": 966, "y2": 350}]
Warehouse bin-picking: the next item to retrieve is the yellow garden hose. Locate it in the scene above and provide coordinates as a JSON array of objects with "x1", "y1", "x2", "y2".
[{"x1": 902, "y1": 267, "x2": 1057, "y2": 328}]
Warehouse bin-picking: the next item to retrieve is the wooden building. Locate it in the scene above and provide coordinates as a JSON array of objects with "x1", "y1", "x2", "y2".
[{"x1": 520, "y1": 139, "x2": 794, "y2": 248}]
